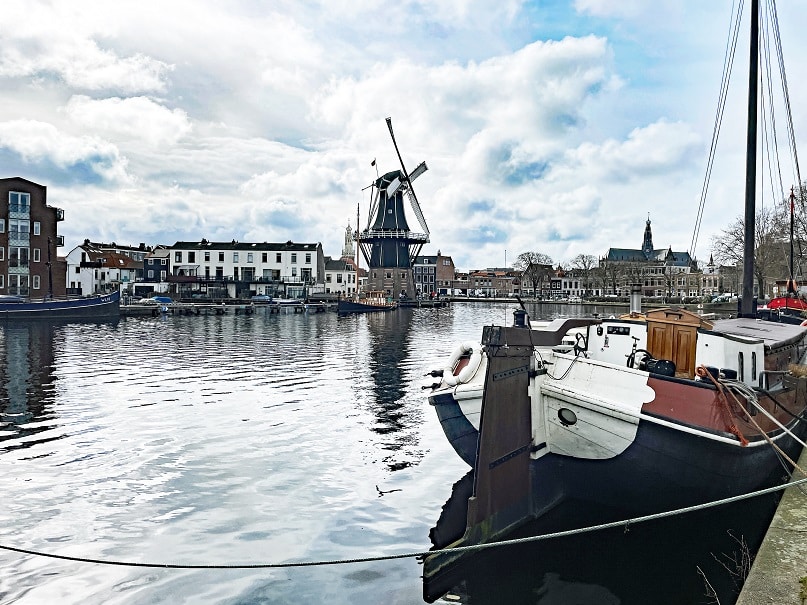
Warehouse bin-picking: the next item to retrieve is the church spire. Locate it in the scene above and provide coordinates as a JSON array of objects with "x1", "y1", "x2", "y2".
[{"x1": 642, "y1": 216, "x2": 654, "y2": 259}]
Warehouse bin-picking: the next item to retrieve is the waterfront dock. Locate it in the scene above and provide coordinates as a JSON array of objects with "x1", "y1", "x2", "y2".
[
  {"x1": 736, "y1": 446, "x2": 807, "y2": 605},
  {"x1": 121, "y1": 301, "x2": 336, "y2": 317}
]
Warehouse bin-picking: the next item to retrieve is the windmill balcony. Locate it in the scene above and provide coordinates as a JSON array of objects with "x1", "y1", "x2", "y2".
[{"x1": 358, "y1": 229, "x2": 428, "y2": 241}]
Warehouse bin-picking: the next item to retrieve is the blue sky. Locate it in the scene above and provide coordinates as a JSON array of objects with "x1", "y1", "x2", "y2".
[{"x1": 1, "y1": 0, "x2": 804, "y2": 270}]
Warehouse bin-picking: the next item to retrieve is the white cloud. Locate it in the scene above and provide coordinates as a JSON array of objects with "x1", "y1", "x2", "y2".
[
  {"x1": 63, "y1": 96, "x2": 192, "y2": 146},
  {"x1": 0, "y1": 119, "x2": 130, "y2": 183}
]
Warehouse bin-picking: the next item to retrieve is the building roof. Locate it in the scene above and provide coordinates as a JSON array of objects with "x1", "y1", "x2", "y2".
[{"x1": 171, "y1": 240, "x2": 321, "y2": 251}]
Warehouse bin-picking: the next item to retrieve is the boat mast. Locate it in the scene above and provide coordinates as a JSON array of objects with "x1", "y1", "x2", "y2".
[
  {"x1": 740, "y1": 0, "x2": 759, "y2": 316},
  {"x1": 355, "y1": 202, "x2": 360, "y2": 298}
]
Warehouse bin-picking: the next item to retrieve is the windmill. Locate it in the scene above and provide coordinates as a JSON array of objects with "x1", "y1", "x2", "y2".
[{"x1": 357, "y1": 117, "x2": 430, "y2": 299}]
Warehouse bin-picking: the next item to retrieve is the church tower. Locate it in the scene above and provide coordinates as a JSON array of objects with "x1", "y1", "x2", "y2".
[
  {"x1": 341, "y1": 222, "x2": 354, "y2": 261},
  {"x1": 641, "y1": 217, "x2": 654, "y2": 259}
]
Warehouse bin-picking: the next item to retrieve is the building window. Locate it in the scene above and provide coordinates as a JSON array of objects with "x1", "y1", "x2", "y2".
[
  {"x1": 33, "y1": 248, "x2": 40, "y2": 262},
  {"x1": 204, "y1": 251, "x2": 210, "y2": 261},
  {"x1": 291, "y1": 253, "x2": 297, "y2": 263},
  {"x1": 305, "y1": 253, "x2": 311, "y2": 264},
  {"x1": 33, "y1": 275, "x2": 40, "y2": 289},
  {"x1": 9, "y1": 247, "x2": 29, "y2": 269},
  {"x1": 9, "y1": 192, "x2": 30, "y2": 212},
  {"x1": 32, "y1": 221, "x2": 40, "y2": 236},
  {"x1": 188, "y1": 251, "x2": 196, "y2": 263},
  {"x1": 148, "y1": 270, "x2": 154, "y2": 278},
  {"x1": 0, "y1": 275, "x2": 4, "y2": 288},
  {"x1": 326, "y1": 274, "x2": 332, "y2": 282},
  {"x1": 401, "y1": 272, "x2": 407, "y2": 280},
  {"x1": 337, "y1": 274, "x2": 343, "y2": 283},
  {"x1": 233, "y1": 252, "x2": 239, "y2": 263},
  {"x1": 247, "y1": 253, "x2": 253, "y2": 263},
  {"x1": 0, "y1": 248, "x2": 3, "y2": 261},
  {"x1": 161, "y1": 258, "x2": 167, "y2": 265},
  {"x1": 276, "y1": 253, "x2": 281, "y2": 263},
  {"x1": 160, "y1": 271, "x2": 166, "y2": 280},
  {"x1": 175, "y1": 251, "x2": 182, "y2": 262},
  {"x1": 292, "y1": 267, "x2": 297, "y2": 276},
  {"x1": 262, "y1": 253, "x2": 268, "y2": 262},
  {"x1": 219, "y1": 252, "x2": 225, "y2": 262},
  {"x1": 0, "y1": 219, "x2": 4, "y2": 232}
]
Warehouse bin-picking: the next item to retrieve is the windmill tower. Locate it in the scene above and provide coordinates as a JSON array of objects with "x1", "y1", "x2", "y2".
[{"x1": 357, "y1": 117, "x2": 429, "y2": 299}]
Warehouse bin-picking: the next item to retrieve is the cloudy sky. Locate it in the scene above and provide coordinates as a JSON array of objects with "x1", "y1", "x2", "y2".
[{"x1": 1, "y1": 0, "x2": 804, "y2": 271}]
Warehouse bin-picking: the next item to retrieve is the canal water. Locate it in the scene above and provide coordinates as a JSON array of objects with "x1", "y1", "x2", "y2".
[{"x1": 0, "y1": 303, "x2": 783, "y2": 604}]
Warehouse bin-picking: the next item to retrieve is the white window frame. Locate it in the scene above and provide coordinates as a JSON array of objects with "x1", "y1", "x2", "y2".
[
  {"x1": 33, "y1": 275, "x2": 40, "y2": 289},
  {"x1": 33, "y1": 248, "x2": 40, "y2": 262},
  {"x1": 33, "y1": 221, "x2": 40, "y2": 236}
]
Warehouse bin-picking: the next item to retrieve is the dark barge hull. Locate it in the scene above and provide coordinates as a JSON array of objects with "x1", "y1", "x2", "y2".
[{"x1": 0, "y1": 291, "x2": 120, "y2": 320}]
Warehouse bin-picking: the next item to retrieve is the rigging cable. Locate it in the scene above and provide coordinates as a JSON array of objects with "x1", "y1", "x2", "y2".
[{"x1": 689, "y1": 0, "x2": 744, "y2": 257}]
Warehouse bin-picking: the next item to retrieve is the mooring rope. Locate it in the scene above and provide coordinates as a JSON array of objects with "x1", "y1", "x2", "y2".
[{"x1": 1, "y1": 475, "x2": 806, "y2": 570}]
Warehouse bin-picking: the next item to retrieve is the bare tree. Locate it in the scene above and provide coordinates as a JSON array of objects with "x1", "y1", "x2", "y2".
[
  {"x1": 711, "y1": 206, "x2": 787, "y2": 297},
  {"x1": 571, "y1": 254, "x2": 597, "y2": 296},
  {"x1": 514, "y1": 251, "x2": 553, "y2": 297}
]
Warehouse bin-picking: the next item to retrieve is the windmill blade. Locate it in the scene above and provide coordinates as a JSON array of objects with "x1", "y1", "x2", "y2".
[
  {"x1": 409, "y1": 161, "x2": 428, "y2": 182},
  {"x1": 405, "y1": 183, "x2": 430, "y2": 237},
  {"x1": 386, "y1": 116, "x2": 430, "y2": 236},
  {"x1": 386, "y1": 176, "x2": 402, "y2": 198}
]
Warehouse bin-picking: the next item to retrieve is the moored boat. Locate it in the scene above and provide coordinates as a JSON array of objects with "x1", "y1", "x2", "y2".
[
  {"x1": 337, "y1": 291, "x2": 397, "y2": 314},
  {"x1": 423, "y1": 2, "x2": 807, "y2": 600},
  {"x1": 0, "y1": 290, "x2": 120, "y2": 320}
]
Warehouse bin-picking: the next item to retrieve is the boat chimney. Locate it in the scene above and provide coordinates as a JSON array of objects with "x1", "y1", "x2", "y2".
[{"x1": 630, "y1": 283, "x2": 642, "y2": 314}]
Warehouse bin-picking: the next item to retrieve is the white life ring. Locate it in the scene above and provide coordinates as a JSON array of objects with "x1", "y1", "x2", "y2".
[{"x1": 443, "y1": 341, "x2": 482, "y2": 386}]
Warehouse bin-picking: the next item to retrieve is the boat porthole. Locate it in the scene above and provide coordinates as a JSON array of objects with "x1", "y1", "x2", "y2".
[{"x1": 558, "y1": 408, "x2": 577, "y2": 426}]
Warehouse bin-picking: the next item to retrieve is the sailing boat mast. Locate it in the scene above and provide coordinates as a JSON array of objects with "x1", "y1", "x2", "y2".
[{"x1": 740, "y1": 0, "x2": 759, "y2": 317}]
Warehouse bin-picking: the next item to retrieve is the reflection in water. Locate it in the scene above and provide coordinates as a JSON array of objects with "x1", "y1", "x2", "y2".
[
  {"x1": 346, "y1": 308, "x2": 422, "y2": 471},
  {"x1": 0, "y1": 322, "x2": 58, "y2": 450}
]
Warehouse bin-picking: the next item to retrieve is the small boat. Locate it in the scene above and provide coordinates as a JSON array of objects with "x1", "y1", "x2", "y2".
[
  {"x1": 423, "y1": 3, "x2": 807, "y2": 599},
  {"x1": 0, "y1": 291, "x2": 120, "y2": 320},
  {"x1": 337, "y1": 291, "x2": 397, "y2": 315}
]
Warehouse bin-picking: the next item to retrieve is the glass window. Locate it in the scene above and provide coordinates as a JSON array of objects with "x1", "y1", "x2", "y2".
[
  {"x1": 247, "y1": 253, "x2": 253, "y2": 263},
  {"x1": 33, "y1": 222, "x2": 40, "y2": 236},
  {"x1": 233, "y1": 252, "x2": 239, "y2": 263},
  {"x1": 188, "y1": 251, "x2": 195, "y2": 263},
  {"x1": 175, "y1": 251, "x2": 182, "y2": 262},
  {"x1": 291, "y1": 253, "x2": 297, "y2": 263},
  {"x1": 305, "y1": 253, "x2": 311, "y2": 264},
  {"x1": 219, "y1": 252, "x2": 225, "y2": 262},
  {"x1": 161, "y1": 259, "x2": 167, "y2": 265},
  {"x1": 33, "y1": 248, "x2": 40, "y2": 262},
  {"x1": 33, "y1": 275, "x2": 40, "y2": 289},
  {"x1": 0, "y1": 248, "x2": 3, "y2": 261},
  {"x1": 262, "y1": 253, "x2": 267, "y2": 262},
  {"x1": 148, "y1": 270, "x2": 154, "y2": 278},
  {"x1": 276, "y1": 253, "x2": 281, "y2": 263},
  {"x1": 9, "y1": 192, "x2": 30, "y2": 212},
  {"x1": 204, "y1": 251, "x2": 210, "y2": 261},
  {"x1": 0, "y1": 219, "x2": 4, "y2": 233}
]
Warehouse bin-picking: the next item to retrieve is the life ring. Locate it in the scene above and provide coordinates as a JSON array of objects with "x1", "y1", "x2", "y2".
[{"x1": 443, "y1": 341, "x2": 482, "y2": 386}]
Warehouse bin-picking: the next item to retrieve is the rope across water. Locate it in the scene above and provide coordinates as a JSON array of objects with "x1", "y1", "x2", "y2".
[{"x1": 1, "y1": 475, "x2": 805, "y2": 570}]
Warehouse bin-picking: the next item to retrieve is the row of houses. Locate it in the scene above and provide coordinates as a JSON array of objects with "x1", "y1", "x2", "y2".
[{"x1": 0, "y1": 176, "x2": 754, "y2": 302}]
